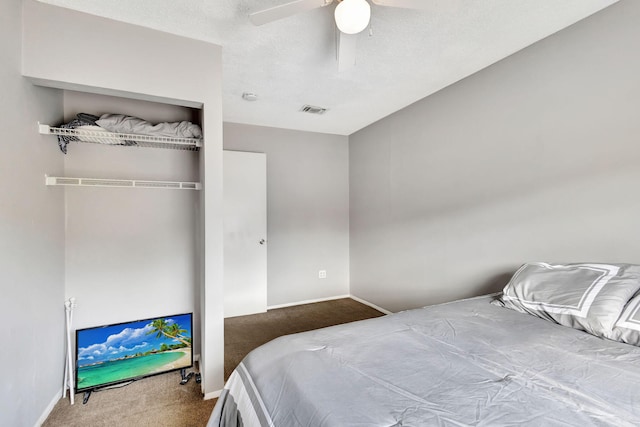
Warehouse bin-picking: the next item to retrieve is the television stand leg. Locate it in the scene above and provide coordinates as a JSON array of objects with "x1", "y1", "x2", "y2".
[
  {"x1": 180, "y1": 368, "x2": 194, "y2": 385},
  {"x1": 82, "y1": 390, "x2": 92, "y2": 405}
]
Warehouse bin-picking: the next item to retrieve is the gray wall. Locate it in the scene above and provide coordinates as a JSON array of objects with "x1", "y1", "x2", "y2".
[
  {"x1": 349, "y1": 0, "x2": 640, "y2": 312},
  {"x1": 0, "y1": 1, "x2": 65, "y2": 426},
  {"x1": 224, "y1": 123, "x2": 350, "y2": 307}
]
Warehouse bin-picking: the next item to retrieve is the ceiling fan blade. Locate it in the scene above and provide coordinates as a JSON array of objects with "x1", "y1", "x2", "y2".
[
  {"x1": 370, "y1": 0, "x2": 456, "y2": 10},
  {"x1": 337, "y1": 31, "x2": 357, "y2": 72},
  {"x1": 249, "y1": 0, "x2": 334, "y2": 26}
]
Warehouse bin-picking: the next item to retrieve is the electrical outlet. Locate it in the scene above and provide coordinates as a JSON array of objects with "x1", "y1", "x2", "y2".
[{"x1": 318, "y1": 270, "x2": 327, "y2": 279}]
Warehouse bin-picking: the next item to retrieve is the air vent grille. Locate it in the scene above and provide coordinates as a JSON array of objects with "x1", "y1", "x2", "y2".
[{"x1": 300, "y1": 104, "x2": 328, "y2": 115}]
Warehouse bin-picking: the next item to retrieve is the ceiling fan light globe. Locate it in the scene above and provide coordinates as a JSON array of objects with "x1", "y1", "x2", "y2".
[{"x1": 334, "y1": 0, "x2": 371, "y2": 35}]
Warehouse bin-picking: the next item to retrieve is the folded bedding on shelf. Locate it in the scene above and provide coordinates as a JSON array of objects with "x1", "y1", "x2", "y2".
[
  {"x1": 56, "y1": 113, "x2": 98, "y2": 154},
  {"x1": 96, "y1": 114, "x2": 202, "y2": 139},
  {"x1": 75, "y1": 125, "x2": 137, "y2": 146},
  {"x1": 55, "y1": 113, "x2": 202, "y2": 154},
  {"x1": 56, "y1": 117, "x2": 136, "y2": 154}
]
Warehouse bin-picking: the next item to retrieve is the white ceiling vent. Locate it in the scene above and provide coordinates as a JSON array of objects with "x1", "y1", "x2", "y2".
[{"x1": 300, "y1": 104, "x2": 328, "y2": 115}]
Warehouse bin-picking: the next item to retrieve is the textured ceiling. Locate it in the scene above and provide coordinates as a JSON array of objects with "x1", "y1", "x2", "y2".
[{"x1": 39, "y1": 0, "x2": 618, "y2": 135}]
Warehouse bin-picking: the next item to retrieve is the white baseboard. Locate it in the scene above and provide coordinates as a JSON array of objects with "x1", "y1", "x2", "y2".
[
  {"x1": 267, "y1": 294, "x2": 350, "y2": 310},
  {"x1": 204, "y1": 389, "x2": 222, "y2": 400},
  {"x1": 267, "y1": 294, "x2": 392, "y2": 315},
  {"x1": 349, "y1": 295, "x2": 393, "y2": 315},
  {"x1": 34, "y1": 388, "x2": 62, "y2": 427}
]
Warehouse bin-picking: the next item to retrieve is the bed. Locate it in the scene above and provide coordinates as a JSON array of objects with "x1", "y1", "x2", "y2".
[{"x1": 209, "y1": 263, "x2": 640, "y2": 426}]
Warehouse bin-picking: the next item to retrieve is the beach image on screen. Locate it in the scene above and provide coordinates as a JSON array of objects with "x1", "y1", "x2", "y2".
[{"x1": 76, "y1": 313, "x2": 192, "y2": 391}]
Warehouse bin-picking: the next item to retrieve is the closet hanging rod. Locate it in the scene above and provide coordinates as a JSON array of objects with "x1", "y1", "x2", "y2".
[
  {"x1": 45, "y1": 175, "x2": 201, "y2": 190},
  {"x1": 38, "y1": 123, "x2": 202, "y2": 151}
]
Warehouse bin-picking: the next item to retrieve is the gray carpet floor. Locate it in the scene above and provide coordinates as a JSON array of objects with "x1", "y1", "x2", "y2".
[{"x1": 43, "y1": 298, "x2": 384, "y2": 426}]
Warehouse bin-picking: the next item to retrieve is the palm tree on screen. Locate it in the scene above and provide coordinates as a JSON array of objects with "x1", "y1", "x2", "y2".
[
  {"x1": 148, "y1": 319, "x2": 170, "y2": 340},
  {"x1": 147, "y1": 318, "x2": 191, "y2": 347},
  {"x1": 166, "y1": 323, "x2": 191, "y2": 347}
]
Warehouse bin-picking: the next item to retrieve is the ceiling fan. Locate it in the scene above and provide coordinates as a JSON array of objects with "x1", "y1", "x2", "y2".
[{"x1": 249, "y1": 0, "x2": 438, "y2": 71}]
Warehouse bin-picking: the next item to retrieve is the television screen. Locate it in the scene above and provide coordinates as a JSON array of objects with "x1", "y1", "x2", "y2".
[{"x1": 75, "y1": 312, "x2": 193, "y2": 392}]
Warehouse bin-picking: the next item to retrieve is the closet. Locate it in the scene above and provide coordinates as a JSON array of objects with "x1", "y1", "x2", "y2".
[{"x1": 43, "y1": 91, "x2": 203, "y2": 346}]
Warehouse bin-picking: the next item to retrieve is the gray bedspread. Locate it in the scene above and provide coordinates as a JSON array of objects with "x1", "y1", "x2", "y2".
[{"x1": 209, "y1": 295, "x2": 640, "y2": 426}]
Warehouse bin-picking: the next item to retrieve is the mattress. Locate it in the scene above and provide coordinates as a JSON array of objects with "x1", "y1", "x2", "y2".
[{"x1": 209, "y1": 295, "x2": 640, "y2": 426}]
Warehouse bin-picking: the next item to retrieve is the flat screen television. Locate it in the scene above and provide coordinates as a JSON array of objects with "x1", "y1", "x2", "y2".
[{"x1": 75, "y1": 312, "x2": 193, "y2": 393}]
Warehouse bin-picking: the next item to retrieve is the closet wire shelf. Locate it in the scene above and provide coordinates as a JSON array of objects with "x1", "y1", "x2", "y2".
[
  {"x1": 45, "y1": 175, "x2": 201, "y2": 190},
  {"x1": 39, "y1": 124, "x2": 202, "y2": 151}
]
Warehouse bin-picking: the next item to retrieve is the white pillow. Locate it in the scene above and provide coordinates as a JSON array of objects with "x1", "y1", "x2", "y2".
[
  {"x1": 611, "y1": 293, "x2": 640, "y2": 346},
  {"x1": 493, "y1": 262, "x2": 640, "y2": 339}
]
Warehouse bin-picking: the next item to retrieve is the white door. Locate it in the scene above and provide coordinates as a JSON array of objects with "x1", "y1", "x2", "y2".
[{"x1": 224, "y1": 150, "x2": 267, "y2": 318}]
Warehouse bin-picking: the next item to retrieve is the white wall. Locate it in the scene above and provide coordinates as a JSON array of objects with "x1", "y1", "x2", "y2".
[
  {"x1": 62, "y1": 92, "x2": 200, "y2": 341},
  {"x1": 0, "y1": 1, "x2": 65, "y2": 426},
  {"x1": 349, "y1": 0, "x2": 640, "y2": 313},
  {"x1": 224, "y1": 123, "x2": 350, "y2": 307},
  {"x1": 22, "y1": 0, "x2": 225, "y2": 397}
]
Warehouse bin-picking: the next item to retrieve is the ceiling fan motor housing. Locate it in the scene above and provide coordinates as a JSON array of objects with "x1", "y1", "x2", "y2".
[{"x1": 335, "y1": 0, "x2": 371, "y2": 34}]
